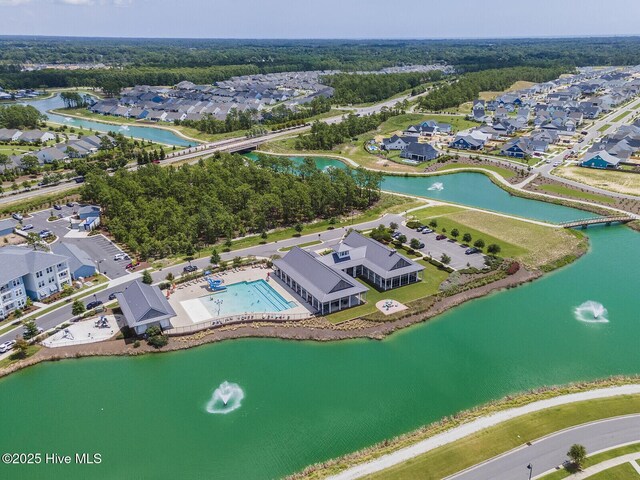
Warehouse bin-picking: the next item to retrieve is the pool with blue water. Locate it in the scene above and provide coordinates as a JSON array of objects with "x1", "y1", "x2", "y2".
[{"x1": 198, "y1": 279, "x2": 296, "y2": 317}]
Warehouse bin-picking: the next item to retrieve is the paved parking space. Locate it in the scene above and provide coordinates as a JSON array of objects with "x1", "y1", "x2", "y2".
[{"x1": 395, "y1": 224, "x2": 487, "y2": 270}]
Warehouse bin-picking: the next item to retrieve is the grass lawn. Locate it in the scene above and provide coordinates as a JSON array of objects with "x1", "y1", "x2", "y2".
[
  {"x1": 587, "y1": 462, "x2": 640, "y2": 480},
  {"x1": 410, "y1": 205, "x2": 583, "y2": 268},
  {"x1": 554, "y1": 166, "x2": 640, "y2": 197},
  {"x1": 369, "y1": 395, "x2": 640, "y2": 480},
  {"x1": 325, "y1": 259, "x2": 449, "y2": 324},
  {"x1": 0, "y1": 345, "x2": 40, "y2": 369},
  {"x1": 435, "y1": 162, "x2": 517, "y2": 180},
  {"x1": 613, "y1": 110, "x2": 632, "y2": 123},
  {"x1": 598, "y1": 123, "x2": 612, "y2": 133},
  {"x1": 542, "y1": 443, "x2": 640, "y2": 479},
  {"x1": 279, "y1": 240, "x2": 322, "y2": 252},
  {"x1": 538, "y1": 183, "x2": 617, "y2": 204}
]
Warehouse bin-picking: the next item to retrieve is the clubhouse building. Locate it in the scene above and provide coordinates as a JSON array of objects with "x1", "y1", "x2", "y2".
[{"x1": 273, "y1": 231, "x2": 424, "y2": 315}]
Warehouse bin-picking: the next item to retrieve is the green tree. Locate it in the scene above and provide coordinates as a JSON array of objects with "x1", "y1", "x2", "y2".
[
  {"x1": 13, "y1": 338, "x2": 30, "y2": 358},
  {"x1": 462, "y1": 233, "x2": 472, "y2": 243},
  {"x1": 474, "y1": 239, "x2": 485, "y2": 249},
  {"x1": 450, "y1": 228, "x2": 460, "y2": 239},
  {"x1": 20, "y1": 155, "x2": 40, "y2": 174},
  {"x1": 429, "y1": 219, "x2": 438, "y2": 228},
  {"x1": 72, "y1": 299, "x2": 86, "y2": 316},
  {"x1": 567, "y1": 444, "x2": 587, "y2": 470},
  {"x1": 440, "y1": 253, "x2": 451, "y2": 264},
  {"x1": 397, "y1": 234, "x2": 407, "y2": 244},
  {"x1": 294, "y1": 223, "x2": 303, "y2": 236},
  {"x1": 22, "y1": 320, "x2": 40, "y2": 339},
  {"x1": 145, "y1": 325, "x2": 168, "y2": 348},
  {"x1": 142, "y1": 270, "x2": 153, "y2": 284},
  {"x1": 165, "y1": 272, "x2": 175, "y2": 282},
  {"x1": 232, "y1": 256, "x2": 242, "y2": 268},
  {"x1": 410, "y1": 238, "x2": 421, "y2": 250},
  {"x1": 210, "y1": 248, "x2": 221, "y2": 265},
  {"x1": 487, "y1": 243, "x2": 501, "y2": 255}
]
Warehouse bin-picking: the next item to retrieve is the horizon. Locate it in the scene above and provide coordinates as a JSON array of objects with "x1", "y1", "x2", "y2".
[{"x1": 1, "y1": 0, "x2": 639, "y2": 39}]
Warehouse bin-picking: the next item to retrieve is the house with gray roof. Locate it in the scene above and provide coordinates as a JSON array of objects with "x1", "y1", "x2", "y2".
[
  {"x1": 273, "y1": 231, "x2": 424, "y2": 315},
  {"x1": 115, "y1": 280, "x2": 176, "y2": 334},
  {"x1": 400, "y1": 142, "x2": 440, "y2": 162},
  {"x1": 0, "y1": 128, "x2": 22, "y2": 142},
  {"x1": 51, "y1": 243, "x2": 96, "y2": 280}
]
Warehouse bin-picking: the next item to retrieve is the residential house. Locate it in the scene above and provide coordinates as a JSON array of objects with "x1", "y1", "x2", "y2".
[
  {"x1": 400, "y1": 142, "x2": 440, "y2": 162},
  {"x1": 580, "y1": 151, "x2": 622, "y2": 169}
]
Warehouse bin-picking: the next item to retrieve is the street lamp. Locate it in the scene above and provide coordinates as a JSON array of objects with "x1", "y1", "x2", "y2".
[{"x1": 527, "y1": 463, "x2": 533, "y2": 480}]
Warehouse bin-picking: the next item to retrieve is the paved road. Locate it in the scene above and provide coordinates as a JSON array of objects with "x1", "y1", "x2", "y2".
[{"x1": 449, "y1": 415, "x2": 640, "y2": 480}]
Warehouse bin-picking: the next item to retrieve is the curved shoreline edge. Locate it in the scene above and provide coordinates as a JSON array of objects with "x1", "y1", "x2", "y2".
[{"x1": 287, "y1": 379, "x2": 640, "y2": 480}]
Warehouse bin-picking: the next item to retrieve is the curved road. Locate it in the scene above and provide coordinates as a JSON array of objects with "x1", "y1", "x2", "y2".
[{"x1": 448, "y1": 415, "x2": 640, "y2": 480}]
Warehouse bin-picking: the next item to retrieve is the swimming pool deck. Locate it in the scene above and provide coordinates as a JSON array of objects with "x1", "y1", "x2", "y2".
[{"x1": 167, "y1": 266, "x2": 313, "y2": 327}]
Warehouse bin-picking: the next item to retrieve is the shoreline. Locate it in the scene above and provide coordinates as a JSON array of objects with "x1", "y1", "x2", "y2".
[
  {"x1": 48, "y1": 107, "x2": 206, "y2": 144},
  {"x1": 0, "y1": 264, "x2": 541, "y2": 379}
]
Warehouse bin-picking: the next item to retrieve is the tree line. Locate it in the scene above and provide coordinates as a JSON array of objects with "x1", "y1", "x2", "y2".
[
  {"x1": 322, "y1": 71, "x2": 444, "y2": 104},
  {"x1": 418, "y1": 66, "x2": 571, "y2": 111},
  {"x1": 295, "y1": 107, "x2": 403, "y2": 150},
  {"x1": 80, "y1": 153, "x2": 383, "y2": 260},
  {"x1": 0, "y1": 104, "x2": 46, "y2": 129}
]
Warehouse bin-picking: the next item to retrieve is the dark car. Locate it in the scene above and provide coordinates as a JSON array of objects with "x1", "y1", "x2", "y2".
[
  {"x1": 436, "y1": 234, "x2": 447, "y2": 240},
  {"x1": 53, "y1": 204, "x2": 62, "y2": 211},
  {"x1": 183, "y1": 265, "x2": 198, "y2": 273},
  {"x1": 465, "y1": 247, "x2": 480, "y2": 255},
  {"x1": 417, "y1": 242, "x2": 425, "y2": 249},
  {"x1": 416, "y1": 226, "x2": 424, "y2": 232},
  {"x1": 126, "y1": 262, "x2": 138, "y2": 270},
  {"x1": 75, "y1": 177, "x2": 85, "y2": 184},
  {"x1": 86, "y1": 300, "x2": 103, "y2": 310},
  {"x1": 108, "y1": 292, "x2": 118, "y2": 301},
  {"x1": 66, "y1": 202, "x2": 75, "y2": 208}
]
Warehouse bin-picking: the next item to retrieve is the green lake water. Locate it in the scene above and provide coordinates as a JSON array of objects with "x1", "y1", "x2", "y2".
[{"x1": 0, "y1": 159, "x2": 637, "y2": 480}]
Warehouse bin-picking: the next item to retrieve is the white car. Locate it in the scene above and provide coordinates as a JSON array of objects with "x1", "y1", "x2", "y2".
[
  {"x1": 113, "y1": 253, "x2": 129, "y2": 261},
  {"x1": 0, "y1": 340, "x2": 16, "y2": 353}
]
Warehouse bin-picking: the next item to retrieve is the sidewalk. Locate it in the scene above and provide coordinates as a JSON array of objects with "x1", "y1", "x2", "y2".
[
  {"x1": 326, "y1": 385, "x2": 640, "y2": 480},
  {"x1": 553, "y1": 452, "x2": 640, "y2": 479}
]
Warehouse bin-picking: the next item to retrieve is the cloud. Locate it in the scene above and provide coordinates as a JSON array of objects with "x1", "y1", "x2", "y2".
[{"x1": 0, "y1": 0, "x2": 32, "y2": 5}]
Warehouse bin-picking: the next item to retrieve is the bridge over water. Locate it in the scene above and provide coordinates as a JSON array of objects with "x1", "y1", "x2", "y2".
[{"x1": 560, "y1": 215, "x2": 635, "y2": 228}]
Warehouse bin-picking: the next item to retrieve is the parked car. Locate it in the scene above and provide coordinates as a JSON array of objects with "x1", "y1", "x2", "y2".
[
  {"x1": 416, "y1": 226, "x2": 424, "y2": 232},
  {"x1": 126, "y1": 261, "x2": 138, "y2": 270},
  {"x1": 436, "y1": 234, "x2": 447, "y2": 240},
  {"x1": 108, "y1": 292, "x2": 118, "y2": 301},
  {"x1": 53, "y1": 204, "x2": 62, "y2": 210},
  {"x1": 66, "y1": 202, "x2": 75, "y2": 208},
  {"x1": 86, "y1": 300, "x2": 103, "y2": 310},
  {"x1": 183, "y1": 265, "x2": 198, "y2": 273},
  {"x1": 417, "y1": 242, "x2": 425, "y2": 249},
  {"x1": 113, "y1": 253, "x2": 128, "y2": 261},
  {"x1": 12, "y1": 213, "x2": 23, "y2": 221},
  {"x1": 0, "y1": 340, "x2": 16, "y2": 353},
  {"x1": 465, "y1": 247, "x2": 480, "y2": 255},
  {"x1": 39, "y1": 229, "x2": 51, "y2": 238},
  {"x1": 22, "y1": 224, "x2": 33, "y2": 231},
  {"x1": 422, "y1": 228, "x2": 433, "y2": 234},
  {"x1": 74, "y1": 177, "x2": 85, "y2": 184}
]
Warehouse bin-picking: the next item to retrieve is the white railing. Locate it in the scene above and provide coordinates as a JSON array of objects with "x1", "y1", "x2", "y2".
[{"x1": 166, "y1": 311, "x2": 311, "y2": 335}]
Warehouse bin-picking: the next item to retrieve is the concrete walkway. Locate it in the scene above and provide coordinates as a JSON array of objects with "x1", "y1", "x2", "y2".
[{"x1": 326, "y1": 385, "x2": 640, "y2": 480}]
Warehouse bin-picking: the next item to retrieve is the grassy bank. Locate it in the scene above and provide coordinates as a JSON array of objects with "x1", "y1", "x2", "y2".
[
  {"x1": 538, "y1": 183, "x2": 618, "y2": 204},
  {"x1": 370, "y1": 395, "x2": 640, "y2": 480},
  {"x1": 554, "y1": 165, "x2": 640, "y2": 197},
  {"x1": 435, "y1": 162, "x2": 517, "y2": 180},
  {"x1": 542, "y1": 443, "x2": 640, "y2": 479}
]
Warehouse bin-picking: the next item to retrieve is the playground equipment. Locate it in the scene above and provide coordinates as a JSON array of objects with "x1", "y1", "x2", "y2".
[{"x1": 207, "y1": 277, "x2": 226, "y2": 292}]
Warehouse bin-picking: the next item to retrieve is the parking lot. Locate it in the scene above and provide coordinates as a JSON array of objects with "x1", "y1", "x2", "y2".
[
  {"x1": 395, "y1": 223, "x2": 487, "y2": 270},
  {"x1": 18, "y1": 205, "x2": 131, "y2": 279}
]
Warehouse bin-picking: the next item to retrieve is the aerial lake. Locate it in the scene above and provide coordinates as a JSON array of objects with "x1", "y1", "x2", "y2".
[{"x1": 0, "y1": 161, "x2": 637, "y2": 480}]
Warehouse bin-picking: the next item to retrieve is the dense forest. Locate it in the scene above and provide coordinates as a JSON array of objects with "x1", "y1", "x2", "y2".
[
  {"x1": 418, "y1": 66, "x2": 571, "y2": 111},
  {"x1": 295, "y1": 107, "x2": 403, "y2": 150},
  {"x1": 322, "y1": 71, "x2": 444, "y2": 104},
  {"x1": 81, "y1": 153, "x2": 383, "y2": 259},
  {"x1": 2, "y1": 37, "x2": 640, "y2": 89},
  {"x1": 0, "y1": 104, "x2": 46, "y2": 129}
]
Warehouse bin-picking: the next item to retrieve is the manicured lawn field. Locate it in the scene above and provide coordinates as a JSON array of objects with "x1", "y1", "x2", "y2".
[
  {"x1": 538, "y1": 183, "x2": 617, "y2": 204},
  {"x1": 554, "y1": 166, "x2": 640, "y2": 197},
  {"x1": 587, "y1": 462, "x2": 640, "y2": 480},
  {"x1": 411, "y1": 205, "x2": 582, "y2": 268},
  {"x1": 598, "y1": 123, "x2": 612, "y2": 133},
  {"x1": 325, "y1": 259, "x2": 449, "y2": 324},
  {"x1": 612, "y1": 110, "x2": 632, "y2": 123},
  {"x1": 435, "y1": 162, "x2": 517, "y2": 180},
  {"x1": 279, "y1": 240, "x2": 322, "y2": 252},
  {"x1": 370, "y1": 395, "x2": 640, "y2": 480}
]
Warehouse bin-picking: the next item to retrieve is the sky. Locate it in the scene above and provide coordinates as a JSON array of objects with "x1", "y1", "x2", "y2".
[{"x1": 1, "y1": 0, "x2": 640, "y2": 39}]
